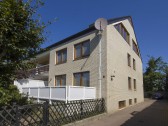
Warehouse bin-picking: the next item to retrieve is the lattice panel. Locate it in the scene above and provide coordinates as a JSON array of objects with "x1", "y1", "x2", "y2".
[
  {"x1": 0, "y1": 98, "x2": 105, "y2": 126},
  {"x1": 19, "y1": 104, "x2": 44, "y2": 126},
  {"x1": 0, "y1": 106, "x2": 16, "y2": 126},
  {"x1": 49, "y1": 99, "x2": 105, "y2": 126}
]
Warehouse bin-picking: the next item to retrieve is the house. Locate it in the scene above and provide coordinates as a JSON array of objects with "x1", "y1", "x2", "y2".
[{"x1": 14, "y1": 16, "x2": 144, "y2": 113}]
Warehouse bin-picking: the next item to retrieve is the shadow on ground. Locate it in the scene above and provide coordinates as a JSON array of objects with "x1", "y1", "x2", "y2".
[{"x1": 121, "y1": 99, "x2": 168, "y2": 126}]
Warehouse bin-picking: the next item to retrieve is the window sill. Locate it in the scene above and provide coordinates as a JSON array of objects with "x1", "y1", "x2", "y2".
[
  {"x1": 55, "y1": 61, "x2": 67, "y2": 65},
  {"x1": 73, "y1": 55, "x2": 90, "y2": 61}
]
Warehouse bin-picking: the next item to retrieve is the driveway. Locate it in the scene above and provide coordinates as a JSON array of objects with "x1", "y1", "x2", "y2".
[{"x1": 86, "y1": 99, "x2": 168, "y2": 126}]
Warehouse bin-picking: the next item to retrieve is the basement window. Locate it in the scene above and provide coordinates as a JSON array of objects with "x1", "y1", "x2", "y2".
[
  {"x1": 134, "y1": 98, "x2": 137, "y2": 104},
  {"x1": 119, "y1": 100, "x2": 126, "y2": 109},
  {"x1": 129, "y1": 99, "x2": 132, "y2": 105}
]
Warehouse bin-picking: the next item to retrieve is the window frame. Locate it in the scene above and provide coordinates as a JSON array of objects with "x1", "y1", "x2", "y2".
[
  {"x1": 114, "y1": 23, "x2": 130, "y2": 44},
  {"x1": 133, "y1": 79, "x2": 137, "y2": 91},
  {"x1": 129, "y1": 99, "x2": 132, "y2": 105},
  {"x1": 56, "y1": 48, "x2": 67, "y2": 65},
  {"x1": 128, "y1": 77, "x2": 132, "y2": 90},
  {"x1": 132, "y1": 39, "x2": 140, "y2": 56},
  {"x1": 127, "y1": 53, "x2": 131, "y2": 67},
  {"x1": 73, "y1": 71, "x2": 90, "y2": 87},
  {"x1": 74, "y1": 40, "x2": 90, "y2": 60},
  {"x1": 133, "y1": 58, "x2": 136, "y2": 70},
  {"x1": 118, "y1": 100, "x2": 126, "y2": 109},
  {"x1": 55, "y1": 74, "x2": 66, "y2": 86}
]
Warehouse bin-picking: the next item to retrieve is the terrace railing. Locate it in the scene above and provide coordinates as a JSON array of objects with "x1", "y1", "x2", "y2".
[
  {"x1": 22, "y1": 86, "x2": 96, "y2": 103},
  {"x1": 29, "y1": 64, "x2": 49, "y2": 76}
]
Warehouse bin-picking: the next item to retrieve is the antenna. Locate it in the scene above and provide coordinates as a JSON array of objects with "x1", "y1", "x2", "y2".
[{"x1": 94, "y1": 18, "x2": 108, "y2": 31}]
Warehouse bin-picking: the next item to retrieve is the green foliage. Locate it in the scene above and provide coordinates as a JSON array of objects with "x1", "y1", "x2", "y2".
[
  {"x1": 144, "y1": 56, "x2": 168, "y2": 92},
  {"x1": 164, "y1": 66, "x2": 168, "y2": 91},
  {"x1": 0, "y1": 0, "x2": 47, "y2": 106},
  {"x1": 145, "y1": 91, "x2": 153, "y2": 98},
  {"x1": 0, "y1": 0, "x2": 46, "y2": 85},
  {"x1": 0, "y1": 85, "x2": 30, "y2": 107}
]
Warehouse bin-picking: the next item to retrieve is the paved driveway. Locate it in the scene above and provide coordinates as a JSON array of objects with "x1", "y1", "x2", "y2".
[{"x1": 86, "y1": 99, "x2": 168, "y2": 126}]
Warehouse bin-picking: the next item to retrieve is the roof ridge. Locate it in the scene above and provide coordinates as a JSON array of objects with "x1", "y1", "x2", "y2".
[{"x1": 89, "y1": 15, "x2": 132, "y2": 28}]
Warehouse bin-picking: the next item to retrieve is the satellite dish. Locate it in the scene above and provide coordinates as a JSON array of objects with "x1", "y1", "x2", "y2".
[{"x1": 94, "y1": 18, "x2": 108, "y2": 31}]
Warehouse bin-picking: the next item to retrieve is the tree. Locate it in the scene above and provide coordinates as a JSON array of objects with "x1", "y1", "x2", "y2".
[
  {"x1": 0, "y1": 0, "x2": 46, "y2": 85},
  {"x1": 0, "y1": 84, "x2": 29, "y2": 107},
  {"x1": 164, "y1": 66, "x2": 168, "y2": 92},
  {"x1": 144, "y1": 57, "x2": 166, "y2": 92},
  {"x1": 0, "y1": 0, "x2": 46, "y2": 106}
]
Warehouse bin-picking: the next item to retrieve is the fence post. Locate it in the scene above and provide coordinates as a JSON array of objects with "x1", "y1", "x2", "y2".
[
  {"x1": 101, "y1": 98, "x2": 105, "y2": 112},
  {"x1": 83, "y1": 87, "x2": 85, "y2": 100},
  {"x1": 28, "y1": 88, "x2": 30, "y2": 101},
  {"x1": 80, "y1": 100, "x2": 83, "y2": 119},
  {"x1": 49, "y1": 87, "x2": 52, "y2": 104},
  {"x1": 43, "y1": 101, "x2": 49, "y2": 126},
  {"x1": 38, "y1": 88, "x2": 40, "y2": 103},
  {"x1": 15, "y1": 105, "x2": 20, "y2": 126}
]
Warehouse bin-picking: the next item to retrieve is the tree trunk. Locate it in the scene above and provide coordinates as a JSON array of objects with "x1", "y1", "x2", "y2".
[{"x1": 166, "y1": 72, "x2": 168, "y2": 91}]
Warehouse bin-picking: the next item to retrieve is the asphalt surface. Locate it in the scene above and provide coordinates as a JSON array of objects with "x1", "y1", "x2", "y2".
[{"x1": 86, "y1": 99, "x2": 168, "y2": 126}]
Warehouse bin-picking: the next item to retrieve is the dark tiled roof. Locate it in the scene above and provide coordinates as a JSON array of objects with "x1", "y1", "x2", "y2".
[
  {"x1": 40, "y1": 15, "x2": 142, "y2": 60},
  {"x1": 45, "y1": 16, "x2": 132, "y2": 50},
  {"x1": 46, "y1": 26, "x2": 96, "y2": 50},
  {"x1": 89, "y1": 16, "x2": 132, "y2": 27}
]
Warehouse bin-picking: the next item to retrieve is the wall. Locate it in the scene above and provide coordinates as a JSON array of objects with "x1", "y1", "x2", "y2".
[
  {"x1": 33, "y1": 18, "x2": 144, "y2": 113},
  {"x1": 14, "y1": 79, "x2": 47, "y2": 92},
  {"x1": 48, "y1": 30, "x2": 107, "y2": 98},
  {"x1": 106, "y1": 19, "x2": 144, "y2": 112}
]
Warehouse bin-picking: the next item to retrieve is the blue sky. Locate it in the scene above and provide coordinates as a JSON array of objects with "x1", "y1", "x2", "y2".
[{"x1": 38, "y1": 0, "x2": 168, "y2": 70}]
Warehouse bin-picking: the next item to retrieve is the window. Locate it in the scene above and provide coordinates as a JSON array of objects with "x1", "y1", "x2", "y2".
[
  {"x1": 133, "y1": 58, "x2": 136, "y2": 70},
  {"x1": 56, "y1": 49, "x2": 67, "y2": 64},
  {"x1": 119, "y1": 100, "x2": 126, "y2": 109},
  {"x1": 55, "y1": 75, "x2": 66, "y2": 86},
  {"x1": 114, "y1": 23, "x2": 130, "y2": 44},
  {"x1": 133, "y1": 79, "x2": 137, "y2": 91},
  {"x1": 128, "y1": 77, "x2": 132, "y2": 90},
  {"x1": 127, "y1": 53, "x2": 131, "y2": 67},
  {"x1": 129, "y1": 99, "x2": 132, "y2": 105},
  {"x1": 74, "y1": 72, "x2": 90, "y2": 87},
  {"x1": 132, "y1": 40, "x2": 140, "y2": 56},
  {"x1": 134, "y1": 98, "x2": 137, "y2": 104},
  {"x1": 74, "y1": 40, "x2": 90, "y2": 60}
]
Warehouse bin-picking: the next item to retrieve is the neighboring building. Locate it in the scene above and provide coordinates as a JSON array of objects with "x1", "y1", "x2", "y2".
[{"x1": 15, "y1": 16, "x2": 144, "y2": 113}]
